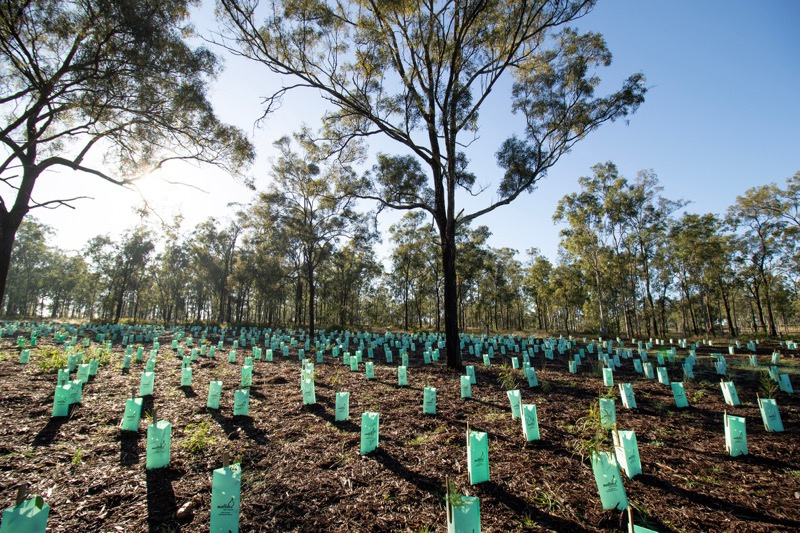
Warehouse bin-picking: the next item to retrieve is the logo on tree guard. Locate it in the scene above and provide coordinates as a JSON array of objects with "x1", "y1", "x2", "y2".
[
  {"x1": 602, "y1": 476, "x2": 618, "y2": 490},
  {"x1": 217, "y1": 497, "x2": 236, "y2": 509}
]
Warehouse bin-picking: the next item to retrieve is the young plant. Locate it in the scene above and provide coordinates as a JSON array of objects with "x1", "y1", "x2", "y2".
[
  {"x1": 182, "y1": 421, "x2": 216, "y2": 454},
  {"x1": 759, "y1": 370, "x2": 779, "y2": 399},
  {"x1": 444, "y1": 478, "x2": 466, "y2": 512},
  {"x1": 87, "y1": 345, "x2": 113, "y2": 367},
  {"x1": 35, "y1": 348, "x2": 68, "y2": 373},
  {"x1": 570, "y1": 402, "x2": 612, "y2": 462},
  {"x1": 497, "y1": 364, "x2": 520, "y2": 391}
]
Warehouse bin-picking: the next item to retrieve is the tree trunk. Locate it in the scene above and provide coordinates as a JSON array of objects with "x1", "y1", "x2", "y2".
[
  {"x1": 719, "y1": 284, "x2": 736, "y2": 337},
  {"x1": 760, "y1": 270, "x2": 778, "y2": 336},
  {"x1": 751, "y1": 282, "x2": 767, "y2": 333},
  {"x1": 440, "y1": 220, "x2": 461, "y2": 370},
  {"x1": 0, "y1": 215, "x2": 22, "y2": 313},
  {"x1": 704, "y1": 290, "x2": 715, "y2": 335},
  {"x1": 307, "y1": 261, "x2": 315, "y2": 339}
]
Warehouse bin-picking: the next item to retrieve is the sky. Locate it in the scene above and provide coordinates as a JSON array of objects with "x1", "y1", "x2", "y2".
[{"x1": 28, "y1": 0, "x2": 800, "y2": 266}]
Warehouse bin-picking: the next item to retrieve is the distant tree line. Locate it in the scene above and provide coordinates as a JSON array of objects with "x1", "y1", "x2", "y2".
[{"x1": 6, "y1": 162, "x2": 798, "y2": 338}]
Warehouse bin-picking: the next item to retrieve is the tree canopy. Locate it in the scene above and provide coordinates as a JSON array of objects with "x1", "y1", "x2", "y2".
[
  {"x1": 0, "y1": 0, "x2": 255, "y2": 304},
  {"x1": 216, "y1": 0, "x2": 646, "y2": 368}
]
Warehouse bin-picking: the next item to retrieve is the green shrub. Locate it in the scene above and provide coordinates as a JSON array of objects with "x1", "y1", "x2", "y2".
[
  {"x1": 36, "y1": 348, "x2": 68, "y2": 373},
  {"x1": 497, "y1": 364, "x2": 520, "y2": 390},
  {"x1": 182, "y1": 421, "x2": 216, "y2": 453}
]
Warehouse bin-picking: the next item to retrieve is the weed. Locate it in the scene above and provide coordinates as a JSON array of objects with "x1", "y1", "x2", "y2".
[
  {"x1": 497, "y1": 364, "x2": 520, "y2": 391},
  {"x1": 36, "y1": 348, "x2": 68, "y2": 373},
  {"x1": 519, "y1": 515, "x2": 538, "y2": 528},
  {"x1": 630, "y1": 501, "x2": 659, "y2": 530},
  {"x1": 328, "y1": 364, "x2": 346, "y2": 389},
  {"x1": 482, "y1": 410, "x2": 505, "y2": 422},
  {"x1": 531, "y1": 482, "x2": 564, "y2": 512},
  {"x1": 71, "y1": 448, "x2": 83, "y2": 466},
  {"x1": 405, "y1": 434, "x2": 429, "y2": 447},
  {"x1": 539, "y1": 380, "x2": 552, "y2": 394},
  {"x1": 182, "y1": 420, "x2": 216, "y2": 453},
  {"x1": 600, "y1": 386, "x2": 616, "y2": 400},
  {"x1": 87, "y1": 346, "x2": 113, "y2": 367},
  {"x1": 690, "y1": 389, "x2": 705, "y2": 403}
]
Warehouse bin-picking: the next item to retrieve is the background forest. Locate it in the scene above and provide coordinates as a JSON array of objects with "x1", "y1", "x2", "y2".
[{"x1": 6, "y1": 165, "x2": 799, "y2": 339}]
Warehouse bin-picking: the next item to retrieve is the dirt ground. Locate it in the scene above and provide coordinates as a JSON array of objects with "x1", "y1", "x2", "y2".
[{"x1": 0, "y1": 325, "x2": 798, "y2": 532}]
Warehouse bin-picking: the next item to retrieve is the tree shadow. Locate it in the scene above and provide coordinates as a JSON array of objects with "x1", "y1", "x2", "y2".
[
  {"x1": 369, "y1": 448, "x2": 442, "y2": 494},
  {"x1": 210, "y1": 410, "x2": 269, "y2": 445},
  {"x1": 119, "y1": 430, "x2": 140, "y2": 466},
  {"x1": 146, "y1": 467, "x2": 181, "y2": 532},
  {"x1": 635, "y1": 473, "x2": 800, "y2": 528},
  {"x1": 141, "y1": 396, "x2": 155, "y2": 417},
  {"x1": 307, "y1": 402, "x2": 360, "y2": 433},
  {"x1": 31, "y1": 412, "x2": 73, "y2": 447},
  {"x1": 477, "y1": 480, "x2": 596, "y2": 532}
]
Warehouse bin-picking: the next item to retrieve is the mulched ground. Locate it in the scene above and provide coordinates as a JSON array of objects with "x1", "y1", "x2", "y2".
[{"x1": 0, "y1": 325, "x2": 799, "y2": 532}]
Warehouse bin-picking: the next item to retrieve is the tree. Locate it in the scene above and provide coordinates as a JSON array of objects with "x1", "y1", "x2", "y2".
[
  {"x1": 217, "y1": 0, "x2": 646, "y2": 369},
  {"x1": 152, "y1": 219, "x2": 191, "y2": 325},
  {"x1": 388, "y1": 211, "x2": 430, "y2": 330},
  {"x1": 251, "y1": 132, "x2": 365, "y2": 337},
  {"x1": 553, "y1": 162, "x2": 627, "y2": 334},
  {"x1": 523, "y1": 248, "x2": 553, "y2": 331},
  {"x1": 618, "y1": 169, "x2": 686, "y2": 337},
  {"x1": 3, "y1": 217, "x2": 52, "y2": 315},
  {"x1": 0, "y1": 0, "x2": 255, "y2": 307},
  {"x1": 191, "y1": 217, "x2": 242, "y2": 323},
  {"x1": 85, "y1": 226, "x2": 155, "y2": 323},
  {"x1": 727, "y1": 185, "x2": 786, "y2": 336}
]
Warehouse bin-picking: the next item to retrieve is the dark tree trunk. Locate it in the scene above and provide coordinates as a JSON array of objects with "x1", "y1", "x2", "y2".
[
  {"x1": 760, "y1": 270, "x2": 778, "y2": 336},
  {"x1": 0, "y1": 216, "x2": 23, "y2": 312},
  {"x1": 440, "y1": 218, "x2": 462, "y2": 370},
  {"x1": 720, "y1": 285, "x2": 736, "y2": 337}
]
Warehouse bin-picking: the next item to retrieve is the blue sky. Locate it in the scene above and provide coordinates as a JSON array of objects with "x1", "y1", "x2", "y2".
[{"x1": 34, "y1": 0, "x2": 800, "y2": 265}]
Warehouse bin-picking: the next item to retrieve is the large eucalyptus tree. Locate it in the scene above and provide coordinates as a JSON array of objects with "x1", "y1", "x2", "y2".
[
  {"x1": 0, "y1": 0, "x2": 254, "y2": 305},
  {"x1": 217, "y1": 0, "x2": 645, "y2": 368}
]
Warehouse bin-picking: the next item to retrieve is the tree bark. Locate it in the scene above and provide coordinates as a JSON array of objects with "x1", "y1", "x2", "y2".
[
  {"x1": 306, "y1": 259, "x2": 315, "y2": 339},
  {"x1": 440, "y1": 218, "x2": 462, "y2": 370},
  {"x1": 0, "y1": 218, "x2": 19, "y2": 311}
]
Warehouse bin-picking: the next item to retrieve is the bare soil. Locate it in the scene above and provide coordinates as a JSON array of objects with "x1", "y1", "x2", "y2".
[{"x1": 0, "y1": 326, "x2": 798, "y2": 532}]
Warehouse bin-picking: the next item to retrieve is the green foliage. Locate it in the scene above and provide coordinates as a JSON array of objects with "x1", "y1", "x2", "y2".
[
  {"x1": 569, "y1": 402, "x2": 612, "y2": 462},
  {"x1": 328, "y1": 364, "x2": 346, "y2": 389},
  {"x1": 759, "y1": 370, "x2": 779, "y2": 399},
  {"x1": 87, "y1": 346, "x2": 113, "y2": 367},
  {"x1": 531, "y1": 484, "x2": 564, "y2": 513},
  {"x1": 71, "y1": 448, "x2": 83, "y2": 466},
  {"x1": 405, "y1": 434, "x2": 429, "y2": 447},
  {"x1": 497, "y1": 364, "x2": 520, "y2": 391},
  {"x1": 445, "y1": 478, "x2": 466, "y2": 512},
  {"x1": 36, "y1": 348, "x2": 68, "y2": 373},
  {"x1": 690, "y1": 389, "x2": 706, "y2": 404},
  {"x1": 182, "y1": 421, "x2": 216, "y2": 454}
]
